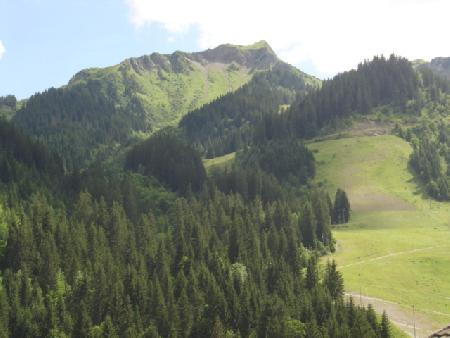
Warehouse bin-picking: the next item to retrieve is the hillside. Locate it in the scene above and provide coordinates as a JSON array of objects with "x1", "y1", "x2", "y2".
[
  {"x1": 420, "y1": 57, "x2": 450, "y2": 81},
  {"x1": 5, "y1": 37, "x2": 450, "y2": 337},
  {"x1": 0, "y1": 112, "x2": 386, "y2": 338},
  {"x1": 12, "y1": 41, "x2": 292, "y2": 169},
  {"x1": 309, "y1": 130, "x2": 450, "y2": 337},
  {"x1": 0, "y1": 95, "x2": 17, "y2": 120},
  {"x1": 180, "y1": 61, "x2": 320, "y2": 157}
]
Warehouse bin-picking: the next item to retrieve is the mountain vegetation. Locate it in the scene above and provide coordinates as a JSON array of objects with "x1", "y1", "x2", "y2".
[
  {"x1": 6, "y1": 41, "x2": 448, "y2": 337},
  {"x1": 236, "y1": 138, "x2": 315, "y2": 185},
  {"x1": 180, "y1": 55, "x2": 433, "y2": 155},
  {"x1": 0, "y1": 119, "x2": 63, "y2": 194},
  {"x1": 332, "y1": 189, "x2": 351, "y2": 224},
  {"x1": 12, "y1": 42, "x2": 280, "y2": 170},
  {"x1": 0, "y1": 115, "x2": 382, "y2": 337},
  {"x1": 267, "y1": 55, "x2": 421, "y2": 140},
  {"x1": 396, "y1": 119, "x2": 450, "y2": 200},
  {"x1": 0, "y1": 95, "x2": 17, "y2": 120},
  {"x1": 418, "y1": 57, "x2": 450, "y2": 81},
  {"x1": 180, "y1": 62, "x2": 319, "y2": 157},
  {"x1": 125, "y1": 129, "x2": 206, "y2": 194}
]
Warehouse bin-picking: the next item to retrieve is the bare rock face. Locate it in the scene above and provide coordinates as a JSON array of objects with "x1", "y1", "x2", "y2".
[
  {"x1": 16, "y1": 41, "x2": 286, "y2": 169},
  {"x1": 191, "y1": 41, "x2": 278, "y2": 70},
  {"x1": 117, "y1": 40, "x2": 278, "y2": 75}
]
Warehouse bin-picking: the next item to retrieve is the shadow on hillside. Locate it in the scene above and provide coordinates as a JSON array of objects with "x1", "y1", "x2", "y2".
[{"x1": 406, "y1": 161, "x2": 443, "y2": 202}]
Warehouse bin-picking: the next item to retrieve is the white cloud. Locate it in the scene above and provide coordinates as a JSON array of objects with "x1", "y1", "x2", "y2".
[
  {"x1": 126, "y1": 0, "x2": 450, "y2": 77},
  {"x1": 0, "y1": 41, "x2": 5, "y2": 60}
]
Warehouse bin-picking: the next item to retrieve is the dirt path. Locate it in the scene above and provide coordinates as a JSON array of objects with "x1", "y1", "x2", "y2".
[
  {"x1": 345, "y1": 292, "x2": 438, "y2": 337},
  {"x1": 339, "y1": 246, "x2": 439, "y2": 269},
  {"x1": 341, "y1": 246, "x2": 450, "y2": 337}
]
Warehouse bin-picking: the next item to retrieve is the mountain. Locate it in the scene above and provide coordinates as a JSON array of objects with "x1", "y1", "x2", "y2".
[
  {"x1": 0, "y1": 42, "x2": 421, "y2": 337},
  {"x1": 230, "y1": 54, "x2": 436, "y2": 145},
  {"x1": 419, "y1": 57, "x2": 450, "y2": 80},
  {"x1": 12, "y1": 41, "x2": 287, "y2": 169},
  {"x1": 0, "y1": 95, "x2": 17, "y2": 120},
  {"x1": 67, "y1": 40, "x2": 279, "y2": 128},
  {"x1": 181, "y1": 55, "x2": 425, "y2": 156},
  {"x1": 180, "y1": 61, "x2": 320, "y2": 157}
]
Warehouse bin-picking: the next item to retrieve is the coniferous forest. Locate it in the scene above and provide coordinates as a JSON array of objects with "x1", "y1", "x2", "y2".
[
  {"x1": 7, "y1": 39, "x2": 450, "y2": 337},
  {"x1": 0, "y1": 118, "x2": 387, "y2": 337}
]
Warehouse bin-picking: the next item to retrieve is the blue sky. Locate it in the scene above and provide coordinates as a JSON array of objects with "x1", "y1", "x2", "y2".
[
  {"x1": 0, "y1": 0, "x2": 201, "y2": 98},
  {"x1": 1, "y1": 0, "x2": 449, "y2": 99}
]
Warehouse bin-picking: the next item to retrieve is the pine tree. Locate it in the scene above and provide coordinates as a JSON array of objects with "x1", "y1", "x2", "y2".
[
  {"x1": 306, "y1": 256, "x2": 318, "y2": 290},
  {"x1": 333, "y1": 189, "x2": 351, "y2": 224},
  {"x1": 301, "y1": 202, "x2": 317, "y2": 248},
  {"x1": 324, "y1": 260, "x2": 344, "y2": 299},
  {"x1": 380, "y1": 311, "x2": 391, "y2": 338},
  {"x1": 366, "y1": 304, "x2": 378, "y2": 334},
  {"x1": 102, "y1": 315, "x2": 119, "y2": 338},
  {"x1": 211, "y1": 315, "x2": 226, "y2": 338}
]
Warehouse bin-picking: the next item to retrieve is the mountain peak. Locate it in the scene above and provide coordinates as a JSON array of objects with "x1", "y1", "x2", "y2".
[
  {"x1": 241, "y1": 40, "x2": 274, "y2": 51},
  {"x1": 191, "y1": 41, "x2": 278, "y2": 70},
  {"x1": 90, "y1": 41, "x2": 280, "y2": 78}
]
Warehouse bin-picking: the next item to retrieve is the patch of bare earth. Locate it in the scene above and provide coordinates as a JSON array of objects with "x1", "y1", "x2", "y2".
[
  {"x1": 347, "y1": 120, "x2": 394, "y2": 137},
  {"x1": 349, "y1": 192, "x2": 415, "y2": 212}
]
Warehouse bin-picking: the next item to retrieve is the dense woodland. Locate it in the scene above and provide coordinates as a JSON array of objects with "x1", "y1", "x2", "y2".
[
  {"x1": 0, "y1": 96, "x2": 18, "y2": 120},
  {"x1": 396, "y1": 119, "x2": 450, "y2": 200},
  {"x1": 11, "y1": 42, "x2": 296, "y2": 171},
  {"x1": 0, "y1": 119, "x2": 391, "y2": 338},
  {"x1": 181, "y1": 55, "x2": 423, "y2": 152},
  {"x1": 4, "y1": 51, "x2": 443, "y2": 337},
  {"x1": 236, "y1": 139, "x2": 315, "y2": 186},
  {"x1": 125, "y1": 129, "x2": 207, "y2": 194},
  {"x1": 257, "y1": 55, "x2": 421, "y2": 142},
  {"x1": 180, "y1": 63, "x2": 316, "y2": 157},
  {"x1": 12, "y1": 82, "x2": 149, "y2": 171}
]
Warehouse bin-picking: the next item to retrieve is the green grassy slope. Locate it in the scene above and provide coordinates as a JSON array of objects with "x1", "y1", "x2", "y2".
[
  {"x1": 309, "y1": 135, "x2": 450, "y2": 337},
  {"x1": 66, "y1": 40, "x2": 297, "y2": 130},
  {"x1": 203, "y1": 152, "x2": 236, "y2": 173},
  {"x1": 67, "y1": 54, "x2": 252, "y2": 130}
]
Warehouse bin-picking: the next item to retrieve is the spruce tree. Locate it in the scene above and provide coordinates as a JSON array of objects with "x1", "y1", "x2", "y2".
[
  {"x1": 324, "y1": 260, "x2": 344, "y2": 299},
  {"x1": 380, "y1": 311, "x2": 391, "y2": 338}
]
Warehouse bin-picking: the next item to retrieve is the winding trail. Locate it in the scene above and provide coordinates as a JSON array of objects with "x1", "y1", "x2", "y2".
[
  {"x1": 339, "y1": 246, "x2": 440, "y2": 269},
  {"x1": 341, "y1": 245, "x2": 450, "y2": 336},
  {"x1": 310, "y1": 134, "x2": 450, "y2": 337}
]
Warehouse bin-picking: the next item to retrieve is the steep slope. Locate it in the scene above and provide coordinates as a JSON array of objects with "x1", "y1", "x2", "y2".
[
  {"x1": 180, "y1": 61, "x2": 320, "y2": 157},
  {"x1": 0, "y1": 118, "x2": 64, "y2": 200},
  {"x1": 13, "y1": 41, "x2": 280, "y2": 169},
  {"x1": 309, "y1": 131, "x2": 450, "y2": 337},
  {"x1": 182, "y1": 55, "x2": 427, "y2": 160},
  {"x1": 286, "y1": 55, "x2": 421, "y2": 138}
]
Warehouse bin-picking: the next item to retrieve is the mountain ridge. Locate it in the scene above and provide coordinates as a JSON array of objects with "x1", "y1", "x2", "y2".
[
  {"x1": 13, "y1": 41, "x2": 316, "y2": 169},
  {"x1": 68, "y1": 40, "x2": 278, "y2": 85}
]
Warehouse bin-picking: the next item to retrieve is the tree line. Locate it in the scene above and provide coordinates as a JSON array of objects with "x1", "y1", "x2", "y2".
[{"x1": 396, "y1": 120, "x2": 450, "y2": 200}]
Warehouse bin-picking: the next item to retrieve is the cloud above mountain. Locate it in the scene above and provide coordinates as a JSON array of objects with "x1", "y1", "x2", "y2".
[
  {"x1": 126, "y1": 0, "x2": 450, "y2": 78},
  {"x1": 0, "y1": 41, "x2": 5, "y2": 60}
]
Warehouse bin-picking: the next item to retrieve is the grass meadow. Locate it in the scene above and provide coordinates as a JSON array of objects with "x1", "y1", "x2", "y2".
[{"x1": 309, "y1": 135, "x2": 450, "y2": 337}]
